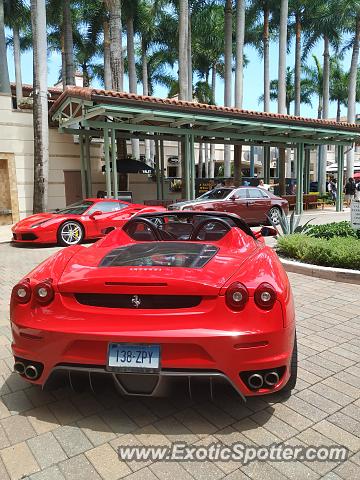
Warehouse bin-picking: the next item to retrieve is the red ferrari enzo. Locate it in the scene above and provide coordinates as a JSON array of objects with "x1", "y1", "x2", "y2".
[
  {"x1": 11, "y1": 198, "x2": 164, "y2": 247},
  {"x1": 10, "y1": 211, "x2": 296, "y2": 399}
]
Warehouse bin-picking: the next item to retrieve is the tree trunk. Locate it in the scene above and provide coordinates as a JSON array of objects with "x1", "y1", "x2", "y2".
[
  {"x1": 278, "y1": 0, "x2": 288, "y2": 114},
  {"x1": 142, "y1": 40, "x2": 151, "y2": 163},
  {"x1": 235, "y1": 0, "x2": 245, "y2": 108},
  {"x1": 61, "y1": 30, "x2": 66, "y2": 89},
  {"x1": 105, "y1": 0, "x2": 123, "y2": 91},
  {"x1": 141, "y1": 40, "x2": 149, "y2": 96},
  {"x1": 318, "y1": 36, "x2": 330, "y2": 194},
  {"x1": 178, "y1": 0, "x2": 188, "y2": 100},
  {"x1": 103, "y1": 19, "x2": 112, "y2": 89},
  {"x1": 224, "y1": 0, "x2": 232, "y2": 108},
  {"x1": 13, "y1": 25, "x2": 23, "y2": 104},
  {"x1": 127, "y1": 15, "x2": 139, "y2": 159},
  {"x1": 204, "y1": 143, "x2": 209, "y2": 178},
  {"x1": 31, "y1": 0, "x2": 49, "y2": 213},
  {"x1": 127, "y1": 17, "x2": 137, "y2": 93},
  {"x1": 187, "y1": 13, "x2": 192, "y2": 100},
  {"x1": 294, "y1": 14, "x2": 301, "y2": 116},
  {"x1": 63, "y1": 0, "x2": 75, "y2": 85},
  {"x1": 224, "y1": 0, "x2": 232, "y2": 178},
  {"x1": 347, "y1": 14, "x2": 360, "y2": 179},
  {"x1": 0, "y1": 0, "x2": 10, "y2": 94},
  {"x1": 263, "y1": 5, "x2": 270, "y2": 112},
  {"x1": 337, "y1": 100, "x2": 341, "y2": 123},
  {"x1": 198, "y1": 143, "x2": 203, "y2": 178},
  {"x1": 209, "y1": 67, "x2": 216, "y2": 178},
  {"x1": 234, "y1": 144, "x2": 242, "y2": 186}
]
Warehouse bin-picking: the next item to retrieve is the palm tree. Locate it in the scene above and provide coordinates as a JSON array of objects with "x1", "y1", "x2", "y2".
[
  {"x1": 123, "y1": 0, "x2": 140, "y2": 159},
  {"x1": 104, "y1": 0, "x2": 123, "y2": 91},
  {"x1": 0, "y1": 0, "x2": 10, "y2": 93},
  {"x1": 223, "y1": 0, "x2": 232, "y2": 178},
  {"x1": 4, "y1": 0, "x2": 31, "y2": 104},
  {"x1": 179, "y1": 0, "x2": 189, "y2": 100},
  {"x1": 330, "y1": 61, "x2": 360, "y2": 122},
  {"x1": 261, "y1": 67, "x2": 313, "y2": 114},
  {"x1": 289, "y1": 0, "x2": 313, "y2": 116},
  {"x1": 278, "y1": 0, "x2": 288, "y2": 114},
  {"x1": 31, "y1": 0, "x2": 49, "y2": 213},
  {"x1": 303, "y1": 54, "x2": 323, "y2": 118},
  {"x1": 333, "y1": 0, "x2": 360, "y2": 178},
  {"x1": 63, "y1": 0, "x2": 75, "y2": 85},
  {"x1": 234, "y1": 0, "x2": 246, "y2": 186},
  {"x1": 303, "y1": 1, "x2": 342, "y2": 193},
  {"x1": 248, "y1": 1, "x2": 277, "y2": 112}
]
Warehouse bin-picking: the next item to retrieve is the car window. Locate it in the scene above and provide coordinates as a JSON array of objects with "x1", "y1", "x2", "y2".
[
  {"x1": 197, "y1": 188, "x2": 233, "y2": 200},
  {"x1": 232, "y1": 188, "x2": 248, "y2": 199},
  {"x1": 100, "y1": 243, "x2": 219, "y2": 268},
  {"x1": 54, "y1": 201, "x2": 94, "y2": 215},
  {"x1": 248, "y1": 188, "x2": 265, "y2": 199},
  {"x1": 87, "y1": 202, "x2": 128, "y2": 214}
]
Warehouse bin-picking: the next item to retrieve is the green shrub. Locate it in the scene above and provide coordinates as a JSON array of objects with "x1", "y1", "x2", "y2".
[
  {"x1": 276, "y1": 234, "x2": 360, "y2": 270},
  {"x1": 305, "y1": 221, "x2": 360, "y2": 240}
]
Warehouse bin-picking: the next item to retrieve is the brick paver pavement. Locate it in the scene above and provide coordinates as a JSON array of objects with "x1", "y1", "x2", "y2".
[{"x1": 0, "y1": 242, "x2": 359, "y2": 480}]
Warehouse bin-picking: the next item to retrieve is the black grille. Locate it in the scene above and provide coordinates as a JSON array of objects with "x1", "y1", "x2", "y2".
[
  {"x1": 21, "y1": 233, "x2": 38, "y2": 241},
  {"x1": 74, "y1": 293, "x2": 201, "y2": 309}
]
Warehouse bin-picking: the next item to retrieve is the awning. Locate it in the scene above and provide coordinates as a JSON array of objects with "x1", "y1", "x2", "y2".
[{"x1": 101, "y1": 159, "x2": 154, "y2": 174}]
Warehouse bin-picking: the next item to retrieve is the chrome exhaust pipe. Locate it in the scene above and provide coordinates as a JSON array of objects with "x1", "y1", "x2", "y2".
[
  {"x1": 24, "y1": 365, "x2": 39, "y2": 380},
  {"x1": 248, "y1": 373, "x2": 263, "y2": 389},
  {"x1": 14, "y1": 362, "x2": 25, "y2": 375},
  {"x1": 264, "y1": 371, "x2": 279, "y2": 387}
]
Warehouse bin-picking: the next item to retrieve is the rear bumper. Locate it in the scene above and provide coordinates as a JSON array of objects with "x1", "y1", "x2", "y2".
[{"x1": 11, "y1": 315, "x2": 295, "y2": 397}]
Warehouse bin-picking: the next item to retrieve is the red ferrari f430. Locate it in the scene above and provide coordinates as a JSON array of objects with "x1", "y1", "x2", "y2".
[{"x1": 10, "y1": 212, "x2": 296, "y2": 399}]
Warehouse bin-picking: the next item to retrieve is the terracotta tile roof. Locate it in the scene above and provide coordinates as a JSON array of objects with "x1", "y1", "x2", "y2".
[
  {"x1": 11, "y1": 82, "x2": 63, "y2": 97},
  {"x1": 50, "y1": 86, "x2": 360, "y2": 132}
]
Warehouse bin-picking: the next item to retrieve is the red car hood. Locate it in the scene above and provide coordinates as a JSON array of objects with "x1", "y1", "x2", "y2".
[
  {"x1": 13, "y1": 213, "x2": 57, "y2": 230},
  {"x1": 57, "y1": 243, "x2": 256, "y2": 296}
]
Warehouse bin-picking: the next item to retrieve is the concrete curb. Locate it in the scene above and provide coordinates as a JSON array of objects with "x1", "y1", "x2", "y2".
[{"x1": 280, "y1": 257, "x2": 360, "y2": 285}]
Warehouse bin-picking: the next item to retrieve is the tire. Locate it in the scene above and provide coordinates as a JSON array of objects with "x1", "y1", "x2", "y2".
[
  {"x1": 268, "y1": 206, "x2": 282, "y2": 225},
  {"x1": 282, "y1": 333, "x2": 298, "y2": 393},
  {"x1": 57, "y1": 221, "x2": 84, "y2": 247}
]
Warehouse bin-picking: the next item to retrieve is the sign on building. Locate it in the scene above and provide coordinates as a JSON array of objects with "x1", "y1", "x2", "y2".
[{"x1": 351, "y1": 200, "x2": 360, "y2": 230}]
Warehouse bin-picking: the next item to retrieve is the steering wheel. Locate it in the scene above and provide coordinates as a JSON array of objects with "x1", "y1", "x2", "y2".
[
  {"x1": 124, "y1": 217, "x2": 162, "y2": 240},
  {"x1": 189, "y1": 217, "x2": 231, "y2": 241}
]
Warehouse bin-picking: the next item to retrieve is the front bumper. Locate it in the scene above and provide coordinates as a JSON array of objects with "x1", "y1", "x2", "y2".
[{"x1": 11, "y1": 228, "x2": 57, "y2": 244}]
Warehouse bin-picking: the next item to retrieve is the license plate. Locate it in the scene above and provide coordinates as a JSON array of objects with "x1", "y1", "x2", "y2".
[{"x1": 107, "y1": 343, "x2": 160, "y2": 373}]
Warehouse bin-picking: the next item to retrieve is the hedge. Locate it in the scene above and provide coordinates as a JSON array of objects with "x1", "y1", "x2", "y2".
[
  {"x1": 305, "y1": 221, "x2": 360, "y2": 240},
  {"x1": 276, "y1": 234, "x2": 360, "y2": 270}
]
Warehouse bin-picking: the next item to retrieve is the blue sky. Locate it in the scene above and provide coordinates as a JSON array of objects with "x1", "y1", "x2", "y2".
[{"x1": 6, "y1": 30, "x2": 354, "y2": 120}]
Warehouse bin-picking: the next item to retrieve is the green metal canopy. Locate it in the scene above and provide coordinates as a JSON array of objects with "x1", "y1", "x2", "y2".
[{"x1": 50, "y1": 86, "x2": 360, "y2": 213}]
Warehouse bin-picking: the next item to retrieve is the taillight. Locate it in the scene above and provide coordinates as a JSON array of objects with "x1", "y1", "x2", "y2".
[
  {"x1": 226, "y1": 282, "x2": 249, "y2": 310},
  {"x1": 12, "y1": 281, "x2": 32, "y2": 304},
  {"x1": 254, "y1": 283, "x2": 276, "y2": 309},
  {"x1": 33, "y1": 282, "x2": 54, "y2": 305}
]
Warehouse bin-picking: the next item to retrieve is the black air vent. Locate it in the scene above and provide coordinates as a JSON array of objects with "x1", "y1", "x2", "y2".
[{"x1": 74, "y1": 293, "x2": 202, "y2": 309}]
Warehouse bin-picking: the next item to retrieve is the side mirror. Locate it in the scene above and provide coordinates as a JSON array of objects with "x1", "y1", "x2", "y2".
[
  {"x1": 89, "y1": 210, "x2": 102, "y2": 220},
  {"x1": 229, "y1": 195, "x2": 237, "y2": 201},
  {"x1": 260, "y1": 226, "x2": 277, "y2": 237}
]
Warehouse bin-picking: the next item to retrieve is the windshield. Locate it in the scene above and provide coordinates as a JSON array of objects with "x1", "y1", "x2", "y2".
[
  {"x1": 100, "y1": 242, "x2": 219, "y2": 268},
  {"x1": 54, "y1": 201, "x2": 93, "y2": 215},
  {"x1": 197, "y1": 188, "x2": 232, "y2": 200}
]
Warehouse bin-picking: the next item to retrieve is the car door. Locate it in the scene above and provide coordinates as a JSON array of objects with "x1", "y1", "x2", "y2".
[
  {"x1": 85, "y1": 201, "x2": 126, "y2": 237},
  {"x1": 247, "y1": 188, "x2": 271, "y2": 224},
  {"x1": 221, "y1": 188, "x2": 250, "y2": 220}
]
